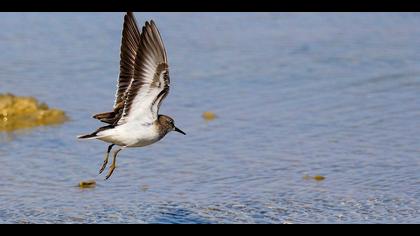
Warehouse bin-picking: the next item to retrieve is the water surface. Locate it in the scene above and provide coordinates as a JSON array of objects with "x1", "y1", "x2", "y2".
[{"x1": 0, "y1": 13, "x2": 419, "y2": 223}]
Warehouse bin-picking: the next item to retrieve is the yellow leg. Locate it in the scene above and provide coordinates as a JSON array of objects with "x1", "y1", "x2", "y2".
[{"x1": 105, "y1": 147, "x2": 122, "y2": 180}]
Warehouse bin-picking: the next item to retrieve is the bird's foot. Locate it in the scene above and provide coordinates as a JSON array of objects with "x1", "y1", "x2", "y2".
[{"x1": 105, "y1": 164, "x2": 116, "y2": 180}]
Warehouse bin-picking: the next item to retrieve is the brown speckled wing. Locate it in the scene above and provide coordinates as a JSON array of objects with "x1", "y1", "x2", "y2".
[
  {"x1": 117, "y1": 20, "x2": 170, "y2": 125},
  {"x1": 115, "y1": 12, "x2": 142, "y2": 108},
  {"x1": 92, "y1": 12, "x2": 141, "y2": 125}
]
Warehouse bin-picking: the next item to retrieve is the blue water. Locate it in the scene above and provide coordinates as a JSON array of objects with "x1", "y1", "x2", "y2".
[{"x1": 0, "y1": 13, "x2": 419, "y2": 223}]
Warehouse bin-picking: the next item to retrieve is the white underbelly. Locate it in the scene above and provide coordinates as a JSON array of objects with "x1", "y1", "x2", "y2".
[{"x1": 97, "y1": 123, "x2": 161, "y2": 147}]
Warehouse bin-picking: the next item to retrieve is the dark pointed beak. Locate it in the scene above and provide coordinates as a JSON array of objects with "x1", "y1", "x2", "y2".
[{"x1": 174, "y1": 126, "x2": 186, "y2": 135}]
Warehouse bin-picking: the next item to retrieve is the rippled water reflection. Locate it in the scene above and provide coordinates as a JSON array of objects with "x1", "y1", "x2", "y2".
[{"x1": 0, "y1": 13, "x2": 419, "y2": 223}]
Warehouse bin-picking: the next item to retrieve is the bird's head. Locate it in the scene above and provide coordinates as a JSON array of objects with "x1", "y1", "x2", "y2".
[{"x1": 158, "y1": 115, "x2": 186, "y2": 135}]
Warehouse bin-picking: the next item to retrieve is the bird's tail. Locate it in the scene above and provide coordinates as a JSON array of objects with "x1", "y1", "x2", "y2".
[
  {"x1": 77, "y1": 125, "x2": 115, "y2": 140},
  {"x1": 77, "y1": 133, "x2": 98, "y2": 140}
]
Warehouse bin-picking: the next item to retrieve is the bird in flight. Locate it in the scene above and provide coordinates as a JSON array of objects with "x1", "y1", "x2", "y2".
[{"x1": 78, "y1": 12, "x2": 185, "y2": 180}]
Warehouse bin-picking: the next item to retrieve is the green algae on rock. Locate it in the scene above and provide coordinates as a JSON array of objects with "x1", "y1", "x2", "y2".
[{"x1": 0, "y1": 93, "x2": 68, "y2": 132}]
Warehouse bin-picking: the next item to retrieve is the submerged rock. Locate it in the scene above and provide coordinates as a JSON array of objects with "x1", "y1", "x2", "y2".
[
  {"x1": 78, "y1": 180, "x2": 96, "y2": 188},
  {"x1": 202, "y1": 111, "x2": 217, "y2": 121},
  {"x1": 0, "y1": 93, "x2": 68, "y2": 132},
  {"x1": 313, "y1": 175, "x2": 326, "y2": 181},
  {"x1": 303, "y1": 175, "x2": 326, "y2": 181}
]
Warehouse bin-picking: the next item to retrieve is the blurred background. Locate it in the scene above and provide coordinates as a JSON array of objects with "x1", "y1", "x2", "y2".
[{"x1": 0, "y1": 13, "x2": 419, "y2": 223}]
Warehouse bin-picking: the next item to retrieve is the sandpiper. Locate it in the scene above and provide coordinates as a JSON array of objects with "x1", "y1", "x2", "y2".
[{"x1": 78, "y1": 12, "x2": 185, "y2": 180}]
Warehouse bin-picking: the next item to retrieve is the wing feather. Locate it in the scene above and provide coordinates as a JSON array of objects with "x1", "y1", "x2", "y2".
[
  {"x1": 93, "y1": 12, "x2": 141, "y2": 125},
  {"x1": 114, "y1": 12, "x2": 142, "y2": 108},
  {"x1": 117, "y1": 20, "x2": 170, "y2": 125}
]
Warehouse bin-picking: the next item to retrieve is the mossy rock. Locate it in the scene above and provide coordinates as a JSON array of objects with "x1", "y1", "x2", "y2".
[{"x1": 0, "y1": 93, "x2": 68, "y2": 132}]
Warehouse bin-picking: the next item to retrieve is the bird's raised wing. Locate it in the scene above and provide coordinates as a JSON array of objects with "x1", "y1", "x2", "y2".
[
  {"x1": 93, "y1": 12, "x2": 141, "y2": 125},
  {"x1": 114, "y1": 12, "x2": 142, "y2": 109},
  {"x1": 117, "y1": 20, "x2": 169, "y2": 126}
]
